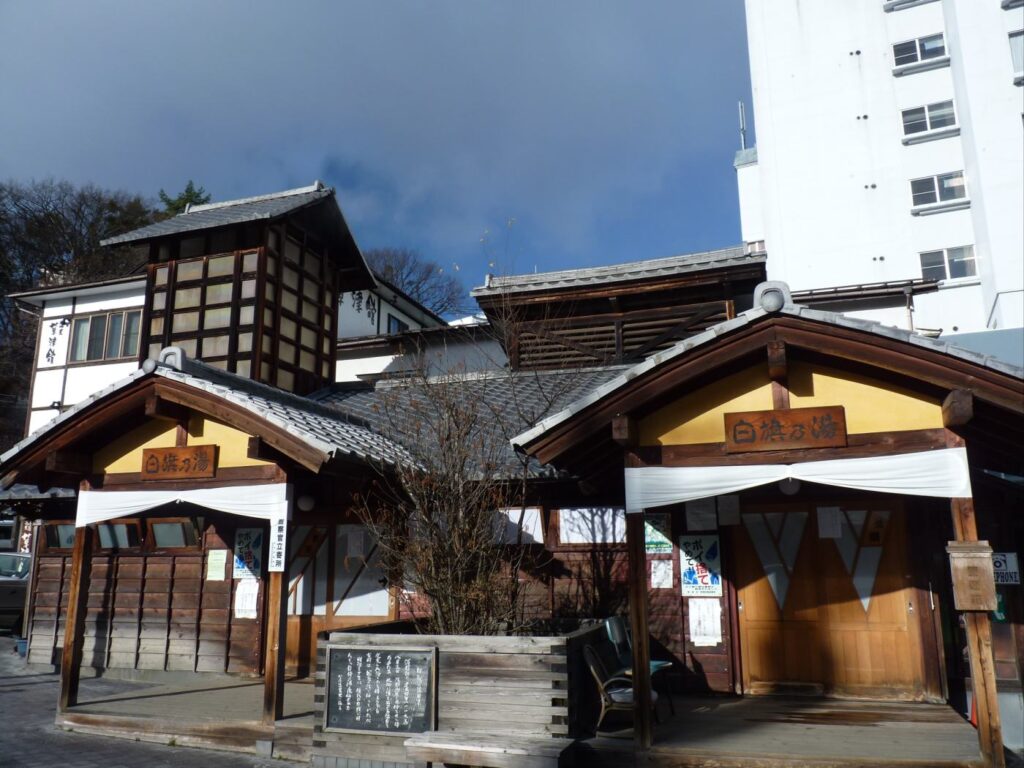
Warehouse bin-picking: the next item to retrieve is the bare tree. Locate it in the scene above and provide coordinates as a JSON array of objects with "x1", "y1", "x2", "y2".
[{"x1": 364, "y1": 247, "x2": 467, "y2": 318}]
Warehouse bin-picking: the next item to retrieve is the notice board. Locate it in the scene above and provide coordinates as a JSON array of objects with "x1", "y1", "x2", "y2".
[{"x1": 324, "y1": 645, "x2": 437, "y2": 734}]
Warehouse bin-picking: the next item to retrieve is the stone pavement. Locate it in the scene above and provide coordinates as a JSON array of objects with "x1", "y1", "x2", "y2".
[{"x1": 0, "y1": 632, "x2": 305, "y2": 768}]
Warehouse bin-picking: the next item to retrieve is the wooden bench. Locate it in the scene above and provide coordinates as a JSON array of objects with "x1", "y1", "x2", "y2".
[{"x1": 404, "y1": 732, "x2": 575, "y2": 768}]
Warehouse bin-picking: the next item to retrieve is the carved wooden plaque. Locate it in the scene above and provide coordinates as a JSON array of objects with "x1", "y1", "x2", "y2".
[
  {"x1": 724, "y1": 406, "x2": 847, "y2": 453},
  {"x1": 946, "y1": 541, "x2": 997, "y2": 612},
  {"x1": 141, "y1": 445, "x2": 217, "y2": 480}
]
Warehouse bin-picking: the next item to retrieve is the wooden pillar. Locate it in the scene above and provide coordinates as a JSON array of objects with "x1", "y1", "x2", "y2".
[
  {"x1": 262, "y1": 568, "x2": 288, "y2": 725},
  {"x1": 58, "y1": 525, "x2": 93, "y2": 712},
  {"x1": 625, "y1": 511, "x2": 653, "y2": 750},
  {"x1": 950, "y1": 496, "x2": 1005, "y2": 768}
]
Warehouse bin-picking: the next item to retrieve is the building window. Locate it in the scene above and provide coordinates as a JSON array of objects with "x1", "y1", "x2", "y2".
[
  {"x1": 146, "y1": 518, "x2": 200, "y2": 550},
  {"x1": 95, "y1": 521, "x2": 142, "y2": 550},
  {"x1": 387, "y1": 314, "x2": 410, "y2": 335},
  {"x1": 1010, "y1": 31, "x2": 1024, "y2": 77},
  {"x1": 910, "y1": 171, "x2": 966, "y2": 206},
  {"x1": 893, "y1": 33, "x2": 946, "y2": 66},
  {"x1": 70, "y1": 310, "x2": 142, "y2": 362},
  {"x1": 901, "y1": 100, "x2": 956, "y2": 134},
  {"x1": 920, "y1": 246, "x2": 977, "y2": 281},
  {"x1": 558, "y1": 508, "x2": 626, "y2": 545}
]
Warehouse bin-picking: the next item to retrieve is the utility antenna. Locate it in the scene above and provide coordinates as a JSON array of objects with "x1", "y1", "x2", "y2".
[{"x1": 738, "y1": 101, "x2": 748, "y2": 150}]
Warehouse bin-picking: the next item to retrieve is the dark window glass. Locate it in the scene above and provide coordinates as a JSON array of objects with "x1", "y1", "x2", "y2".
[
  {"x1": 901, "y1": 107, "x2": 928, "y2": 134},
  {"x1": 893, "y1": 40, "x2": 919, "y2": 66},
  {"x1": 86, "y1": 315, "x2": 107, "y2": 361},
  {"x1": 928, "y1": 100, "x2": 955, "y2": 129},
  {"x1": 911, "y1": 178, "x2": 937, "y2": 206},
  {"x1": 920, "y1": 251, "x2": 947, "y2": 280},
  {"x1": 919, "y1": 34, "x2": 946, "y2": 60},
  {"x1": 123, "y1": 311, "x2": 141, "y2": 357},
  {"x1": 938, "y1": 171, "x2": 966, "y2": 201},
  {"x1": 105, "y1": 313, "x2": 124, "y2": 359},
  {"x1": 388, "y1": 314, "x2": 410, "y2": 335},
  {"x1": 947, "y1": 246, "x2": 976, "y2": 279}
]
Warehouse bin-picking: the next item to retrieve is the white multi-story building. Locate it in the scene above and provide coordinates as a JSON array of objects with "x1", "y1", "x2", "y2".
[{"x1": 736, "y1": 0, "x2": 1023, "y2": 344}]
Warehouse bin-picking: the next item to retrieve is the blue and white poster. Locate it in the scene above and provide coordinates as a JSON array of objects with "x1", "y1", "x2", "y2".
[
  {"x1": 679, "y1": 535, "x2": 722, "y2": 597},
  {"x1": 233, "y1": 528, "x2": 263, "y2": 579}
]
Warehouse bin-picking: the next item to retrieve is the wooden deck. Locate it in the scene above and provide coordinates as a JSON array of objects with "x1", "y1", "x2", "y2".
[
  {"x1": 575, "y1": 695, "x2": 985, "y2": 768},
  {"x1": 55, "y1": 674, "x2": 314, "y2": 761}
]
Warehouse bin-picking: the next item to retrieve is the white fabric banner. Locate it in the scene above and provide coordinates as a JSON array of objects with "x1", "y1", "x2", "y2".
[
  {"x1": 624, "y1": 447, "x2": 972, "y2": 513},
  {"x1": 76, "y1": 483, "x2": 291, "y2": 526}
]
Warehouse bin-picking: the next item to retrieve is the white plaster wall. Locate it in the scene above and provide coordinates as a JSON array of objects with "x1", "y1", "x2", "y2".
[
  {"x1": 30, "y1": 369, "x2": 65, "y2": 409},
  {"x1": 335, "y1": 355, "x2": 399, "y2": 382},
  {"x1": 41, "y1": 297, "x2": 73, "y2": 319},
  {"x1": 338, "y1": 289, "x2": 422, "y2": 338},
  {"x1": 35, "y1": 317, "x2": 71, "y2": 369},
  {"x1": 736, "y1": 161, "x2": 764, "y2": 244},
  {"x1": 74, "y1": 287, "x2": 144, "y2": 314},
  {"x1": 63, "y1": 363, "x2": 137, "y2": 405},
  {"x1": 27, "y1": 409, "x2": 60, "y2": 435}
]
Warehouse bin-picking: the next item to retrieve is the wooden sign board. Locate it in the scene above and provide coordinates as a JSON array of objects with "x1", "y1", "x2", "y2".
[
  {"x1": 141, "y1": 445, "x2": 217, "y2": 480},
  {"x1": 946, "y1": 541, "x2": 998, "y2": 612},
  {"x1": 324, "y1": 645, "x2": 437, "y2": 734},
  {"x1": 724, "y1": 406, "x2": 847, "y2": 453}
]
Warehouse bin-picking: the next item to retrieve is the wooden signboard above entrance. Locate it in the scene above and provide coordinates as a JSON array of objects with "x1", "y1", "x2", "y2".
[
  {"x1": 141, "y1": 445, "x2": 217, "y2": 480},
  {"x1": 724, "y1": 406, "x2": 847, "y2": 453}
]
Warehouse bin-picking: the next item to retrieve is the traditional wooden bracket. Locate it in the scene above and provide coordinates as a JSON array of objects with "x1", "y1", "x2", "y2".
[
  {"x1": 767, "y1": 340, "x2": 787, "y2": 382},
  {"x1": 145, "y1": 393, "x2": 191, "y2": 424},
  {"x1": 942, "y1": 389, "x2": 974, "y2": 428},
  {"x1": 45, "y1": 450, "x2": 91, "y2": 476},
  {"x1": 611, "y1": 414, "x2": 637, "y2": 448}
]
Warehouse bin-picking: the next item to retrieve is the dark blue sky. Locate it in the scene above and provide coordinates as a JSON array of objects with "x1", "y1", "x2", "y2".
[{"x1": 0, "y1": 1, "x2": 752, "y2": 293}]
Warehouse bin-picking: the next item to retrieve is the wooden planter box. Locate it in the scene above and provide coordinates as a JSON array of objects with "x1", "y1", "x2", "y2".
[{"x1": 312, "y1": 624, "x2": 605, "y2": 768}]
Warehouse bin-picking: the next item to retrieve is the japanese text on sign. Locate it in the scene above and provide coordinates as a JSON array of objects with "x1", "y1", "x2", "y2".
[
  {"x1": 268, "y1": 514, "x2": 287, "y2": 572},
  {"x1": 141, "y1": 445, "x2": 217, "y2": 479},
  {"x1": 724, "y1": 406, "x2": 847, "y2": 453},
  {"x1": 325, "y1": 646, "x2": 436, "y2": 734},
  {"x1": 679, "y1": 534, "x2": 723, "y2": 597}
]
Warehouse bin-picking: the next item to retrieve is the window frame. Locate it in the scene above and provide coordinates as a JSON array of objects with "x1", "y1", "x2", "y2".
[
  {"x1": 554, "y1": 507, "x2": 628, "y2": 549},
  {"x1": 919, "y1": 245, "x2": 977, "y2": 282},
  {"x1": 144, "y1": 516, "x2": 202, "y2": 553},
  {"x1": 1010, "y1": 30, "x2": 1024, "y2": 80},
  {"x1": 93, "y1": 519, "x2": 144, "y2": 552},
  {"x1": 893, "y1": 33, "x2": 946, "y2": 67},
  {"x1": 68, "y1": 309, "x2": 143, "y2": 364},
  {"x1": 40, "y1": 520, "x2": 79, "y2": 552},
  {"x1": 909, "y1": 171, "x2": 967, "y2": 209},
  {"x1": 900, "y1": 100, "x2": 956, "y2": 136},
  {"x1": 387, "y1": 314, "x2": 410, "y2": 335}
]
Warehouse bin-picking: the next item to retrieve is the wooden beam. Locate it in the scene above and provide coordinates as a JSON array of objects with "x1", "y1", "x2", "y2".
[
  {"x1": 262, "y1": 568, "x2": 288, "y2": 725},
  {"x1": 144, "y1": 393, "x2": 190, "y2": 424},
  {"x1": 611, "y1": 414, "x2": 637, "y2": 448},
  {"x1": 58, "y1": 525, "x2": 93, "y2": 712},
  {"x1": 950, "y1": 493, "x2": 1005, "y2": 768},
  {"x1": 943, "y1": 389, "x2": 974, "y2": 428},
  {"x1": 45, "y1": 450, "x2": 91, "y2": 475},
  {"x1": 625, "y1": 510, "x2": 653, "y2": 750}
]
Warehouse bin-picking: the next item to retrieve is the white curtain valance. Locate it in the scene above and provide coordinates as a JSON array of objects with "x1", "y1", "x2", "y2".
[
  {"x1": 624, "y1": 447, "x2": 972, "y2": 514},
  {"x1": 76, "y1": 483, "x2": 291, "y2": 527}
]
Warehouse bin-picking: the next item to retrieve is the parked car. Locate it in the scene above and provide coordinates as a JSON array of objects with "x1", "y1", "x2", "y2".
[{"x1": 0, "y1": 552, "x2": 30, "y2": 634}]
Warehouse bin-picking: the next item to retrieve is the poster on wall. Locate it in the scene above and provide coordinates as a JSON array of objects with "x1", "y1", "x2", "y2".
[
  {"x1": 993, "y1": 552, "x2": 1020, "y2": 584},
  {"x1": 650, "y1": 559, "x2": 674, "y2": 589},
  {"x1": 233, "y1": 528, "x2": 263, "y2": 579},
  {"x1": 644, "y1": 513, "x2": 672, "y2": 554},
  {"x1": 688, "y1": 597, "x2": 723, "y2": 647},
  {"x1": 679, "y1": 535, "x2": 723, "y2": 597}
]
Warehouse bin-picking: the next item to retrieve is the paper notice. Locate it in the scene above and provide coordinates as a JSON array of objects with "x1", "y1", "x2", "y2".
[
  {"x1": 688, "y1": 598, "x2": 722, "y2": 647},
  {"x1": 817, "y1": 506, "x2": 842, "y2": 539},
  {"x1": 650, "y1": 559, "x2": 674, "y2": 589},
  {"x1": 206, "y1": 549, "x2": 227, "y2": 581},
  {"x1": 234, "y1": 578, "x2": 259, "y2": 620},
  {"x1": 685, "y1": 498, "x2": 717, "y2": 531},
  {"x1": 717, "y1": 495, "x2": 741, "y2": 526}
]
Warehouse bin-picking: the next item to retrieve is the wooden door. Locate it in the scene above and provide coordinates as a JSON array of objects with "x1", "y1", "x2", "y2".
[{"x1": 734, "y1": 501, "x2": 926, "y2": 699}]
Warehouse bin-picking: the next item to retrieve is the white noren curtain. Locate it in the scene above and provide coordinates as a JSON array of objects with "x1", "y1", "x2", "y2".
[
  {"x1": 624, "y1": 447, "x2": 972, "y2": 513},
  {"x1": 76, "y1": 483, "x2": 291, "y2": 527}
]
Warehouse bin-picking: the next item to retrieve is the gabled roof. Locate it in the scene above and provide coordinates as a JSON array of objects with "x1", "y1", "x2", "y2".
[
  {"x1": 100, "y1": 182, "x2": 334, "y2": 246},
  {"x1": 0, "y1": 347, "x2": 412, "y2": 480},
  {"x1": 512, "y1": 281, "x2": 1024, "y2": 451},
  {"x1": 312, "y1": 365, "x2": 627, "y2": 477},
  {"x1": 471, "y1": 246, "x2": 759, "y2": 297},
  {"x1": 9, "y1": 275, "x2": 145, "y2": 306}
]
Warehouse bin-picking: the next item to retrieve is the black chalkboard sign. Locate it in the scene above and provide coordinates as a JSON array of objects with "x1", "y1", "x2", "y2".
[{"x1": 324, "y1": 645, "x2": 437, "y2": 734}]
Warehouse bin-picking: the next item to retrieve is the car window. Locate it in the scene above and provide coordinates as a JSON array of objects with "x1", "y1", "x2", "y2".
[{"x1": 0, "y1": 553, "x2": 29, "y2": 578}]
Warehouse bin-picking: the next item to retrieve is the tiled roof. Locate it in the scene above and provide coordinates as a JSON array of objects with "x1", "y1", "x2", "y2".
[
  {"x1": 312, "y1": 366, "x2": 627, "y2": 477},
  {"x1": 100, "y1": 183, "x2": 334, "y2": 246},
  {"x1": 0, "y1": 348, "x2": 412, "y2": 473},
  {"x1": 512, "y1": 282, "x2": 1024, "y2": 448},
  {"x1": 471, "y1": 246, "x2": 760, "y2": 297}
]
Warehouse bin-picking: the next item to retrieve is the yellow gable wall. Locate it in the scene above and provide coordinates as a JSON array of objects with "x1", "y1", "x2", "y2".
[
  {"x1": 639, "y1": 361, "x2": 943, "y2": 446},
  {"x1": 94, "y1": 414, "x2": 271, "y2": 473}
]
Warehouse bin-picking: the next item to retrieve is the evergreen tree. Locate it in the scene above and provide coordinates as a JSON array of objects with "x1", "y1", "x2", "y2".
[{"x1": 158, "y1": 180, "x2": 211, "y2": 216}]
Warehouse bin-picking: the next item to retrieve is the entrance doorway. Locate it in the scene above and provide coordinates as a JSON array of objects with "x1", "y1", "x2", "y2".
[{"x1": 733, "y1": 501, "x2": 929, "y2": 699}]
